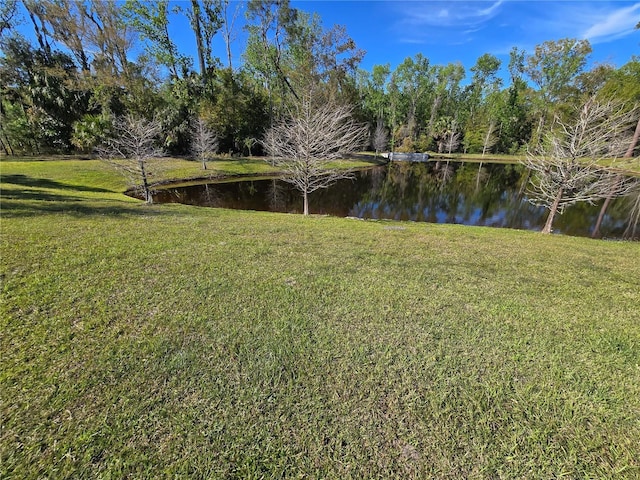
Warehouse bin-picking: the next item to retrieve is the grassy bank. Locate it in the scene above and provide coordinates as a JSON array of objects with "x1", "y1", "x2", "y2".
[{"x1": 2, "y1": 159, "x2": 640, "y2": 478}]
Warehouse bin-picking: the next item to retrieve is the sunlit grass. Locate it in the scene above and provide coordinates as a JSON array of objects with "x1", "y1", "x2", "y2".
[{"x1": 2, "y1": 158, "x2": 640, "y2": 478}]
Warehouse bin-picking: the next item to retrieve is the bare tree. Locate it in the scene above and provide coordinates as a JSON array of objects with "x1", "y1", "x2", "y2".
[
  {"x1": 191, "y1": 118, "x2": 218, "y2": 170},
  {"x1": 591, "y1": 114, "x2": 640, "y2": 238},
  {"x1": 98, "y1": 115, "x2": 165, "y2": 204},
  {"x1": 221, "y1": 0, "x2": 241, "y2": 70},
  {"x1": 624, "y1": 116, "x2": 640, "y2": 158},
  {"x1": 445, "y1": 128, "x2": 461, "y2": 155},
  {"x1": 481, "y1": 121, "x2": 498, "y2": 157},
  {"x1": 372, "y1": 119, "x2": 388, "y2": 157},
  {"x1": 523, "y1": 97, "x2": 638, "y2": 234},
  {"x1": 263, "y1": 92, "x2": 369, "y2": 215}
]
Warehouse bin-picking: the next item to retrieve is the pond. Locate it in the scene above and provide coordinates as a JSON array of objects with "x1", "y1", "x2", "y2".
[{"x1": 151, "y1": 161, "x2": 634, "y2": 239}]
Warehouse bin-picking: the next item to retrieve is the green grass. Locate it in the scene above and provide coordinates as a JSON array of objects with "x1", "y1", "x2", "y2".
[{"x1": 2, "y1": 158, "x2": 640, "y2": 478}]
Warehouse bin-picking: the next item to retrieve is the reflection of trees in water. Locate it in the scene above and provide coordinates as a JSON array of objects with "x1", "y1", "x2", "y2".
[
  {"x1": 266, "y1": 179, "x2": 287, "y2": 211},
  {"x1": 157, "y1": 162, "x2": 633, "y2": 238},
  {"x1": 200, "y1": 184, "x2": 222, "y2": 207},
  {"x1": 433, "y1": 161, "x2": 454, "y2": 187},
  {"x1": 475, "y1": 164, "x2": 489, "y2": 192}
]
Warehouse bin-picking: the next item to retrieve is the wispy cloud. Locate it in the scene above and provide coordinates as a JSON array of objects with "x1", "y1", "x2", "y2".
[
  {"x1": 507, "y1": 1, "x2": 640, "y2": 46},
  {"x1": 581, "y1": 2, "x2": 640, "y2": 43},
  {"x1": 390, "y1": 0, "x2": 505, "y2": 44},
  {"x1": 398, "y1": 0, "x2": 504, "y2": 27}
]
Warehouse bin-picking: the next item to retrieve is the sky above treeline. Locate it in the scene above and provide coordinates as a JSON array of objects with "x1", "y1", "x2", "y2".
[
  {"x1": 302, "y1": 1, "x2": 640, "y2": 69},
  {"x1": 13, "y1": 1, "x2": 640, "y2": 82}
]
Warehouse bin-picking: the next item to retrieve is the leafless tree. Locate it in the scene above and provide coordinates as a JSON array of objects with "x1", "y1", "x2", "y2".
[
  {"x1": 624, "y1": 116, "x2": 640, "y2": 158},
  {"x1": 482, "y1": 121, "x2": 498, "y2": 157},
  {"x1": 97, "y1": 115, "x2": 165, "y2": 204},
  {"x1": 591, "y1": 112, "x2": 640, "y2": 237},
  {"x1": 445, "y1": 129, "x2": 461, "y2": 155},
  {"x1": 262, "y1": 92, "x2": 369, "y2": 215},
  {"x1": 523, "y1": 97, "x2": 638, "y2": 234},
  {"x1": 191, "y1": 118, "x2": 218, "y2": 170},
  {"x1": 221, "y1": 0, "x2": 241, "y2": 70},
  {"x1": 476, "y1": 122, "x2": 498, "y2": 190},
  {"x1": 372, "y1": 119, "x2": 388, "y2": 156}
]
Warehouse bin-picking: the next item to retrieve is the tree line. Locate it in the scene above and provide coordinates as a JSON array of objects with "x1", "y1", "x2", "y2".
[{"x1": 1, "y1": 0, "x2": 638, "y2": 159}]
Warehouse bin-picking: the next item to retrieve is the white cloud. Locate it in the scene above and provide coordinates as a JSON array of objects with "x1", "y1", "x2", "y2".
[
  {"x1": 395, "y1": 0, "x2": 505, "y2": 28},
  {"x1": 581, "y1": 3, "x2": 640, "y2": 42}
]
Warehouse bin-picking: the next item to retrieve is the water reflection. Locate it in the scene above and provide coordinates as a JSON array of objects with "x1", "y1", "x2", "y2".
[{"x1": 152, "y1": 161, "x2": 632, "y2": 239}]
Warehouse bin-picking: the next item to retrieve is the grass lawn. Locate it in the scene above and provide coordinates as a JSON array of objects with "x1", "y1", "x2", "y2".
[{"x1": 1, "y1": 158, "x2": 640, "y2": 478}]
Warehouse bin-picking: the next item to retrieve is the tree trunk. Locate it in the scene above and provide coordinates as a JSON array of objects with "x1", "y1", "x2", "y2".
[
  {"x1": 428, "y1": 95, "x2": 441, "y2": 136},
  {"x1": 482, "y1": 121, "x2": 494, "y2": 157},
  {"x1": 0, "y1": 137, "x2": 10, "y2": 156},
  {"x1": 591, "y1": 119, "x2": 638, "y2": 236},
  {"x1": 624, "y1": 116, "x2": 640, "y2": 158},
  {"x1": 223, "y1": 0, "x2": 236, "y2": 72},
  {"x1": 591, "y1": 175, "x2": 622, "y2": 238},
  {"x1": 303, "y1": 190, "x2": 309, "y2": 215},
  {"x1": 542, "y1": 187, "x2": 562, "y2": 234},
  {"x1": 591, "y1": 195, "x2": 612, "y2": 239},
  {"x1": 476, "y1": 161, "x2": 483, "y2": 191},
  {"x1": 623, "y1": 190, "x2": 640, "y2": 239},
  {"x1": 191, "y1": 0, "x2": 207, "y2": 77},
  {"x1": 140, "y1": 160, "x2": 153, "y2": 204}
]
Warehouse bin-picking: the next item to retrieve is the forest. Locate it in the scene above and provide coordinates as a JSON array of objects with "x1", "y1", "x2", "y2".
[{"x1": 1, "y1": 0, "x2": 639, "y2": 160}]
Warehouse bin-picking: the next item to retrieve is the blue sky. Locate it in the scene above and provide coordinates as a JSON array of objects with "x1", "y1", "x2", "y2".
[{"x1": 290, "y1": 0, "x2": 640, "y2": 76}]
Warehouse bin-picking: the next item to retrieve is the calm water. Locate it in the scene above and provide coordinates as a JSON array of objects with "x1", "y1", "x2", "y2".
[{"x1": 152, "y1": 161, "x2": 633, "y2": 238}]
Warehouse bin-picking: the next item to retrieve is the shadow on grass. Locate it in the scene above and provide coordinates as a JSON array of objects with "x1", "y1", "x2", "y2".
[
  {"x1": 0, "y1": 174, "x2": 171, "y2": 218},
  {"x1": 0, "y1": 197, "x2": 167, "y2": 218},
  {"x1": 1, "y1": 174, "x2": 114, "y2": 193}
]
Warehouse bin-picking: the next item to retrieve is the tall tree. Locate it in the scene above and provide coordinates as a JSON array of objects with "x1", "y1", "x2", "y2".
[
  {"x1": 523, "y1": 38, "x2": 592, "y2": 145},
  {"x1": 0, "y1": 0, "x2": 19, "y2": 39},
  {"x1": 186, "y1": 0, "x2": 223, "y2": 80},
  {"x1": 201, "y1": 68, "x2": 268, "y2": 154},
  {"x1": 220, "y1": 0, "x2": 241, "y2": 70},
  {"x1": 468, "y1": 53, "x2": 501, "y2": 119},
  {"x1": 287, "y1": 14, "x2": 364, "y2": 102},
  {"x1": 428, "y1": 62, "x2": 465, "y2": 139},
  {"x1": 26, "y1": 0, "x2": 91, "y2": 71},
  {"x1": 244, "y1": 0, "x2": 299, "y2": 104},
  {"x1": 124, "y1": 0, "x2": 190, "y2": 78},
  {"x1": 392, "y1": 53, "x2": 432, "y2": 141},
  {"x1": 463, "y1": 53, "x2": 502, "y2": 153}
]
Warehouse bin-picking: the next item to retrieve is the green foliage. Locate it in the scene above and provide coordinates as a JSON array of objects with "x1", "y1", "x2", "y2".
[
  {"x1": 0, "y1": 35, "x2": 89, "y2": 153},
  {"x1": 71, "y1": 114, "x2": 112, "y2": 152},
  {"x1": 123, "y1": 0, "x2": 192, "y2": 78},
  {"x1": 598, "y1": 59, "x2": 640, "y2": 104},
  {"x1": 396, "y1": 136, "x2": 415, "y2": 153},
  {"x1": 0, "y1": 102, "x2": 35, "y2": 154},
  {"x1": 524, "y1": 38, "x2": 593, "y2": 103},
  {"x1": 201, "y1": 68, "x2": 268, "y2": 154},
  {"x1": 463, "y1": 128, "x2": 485, "y2": 154}
]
